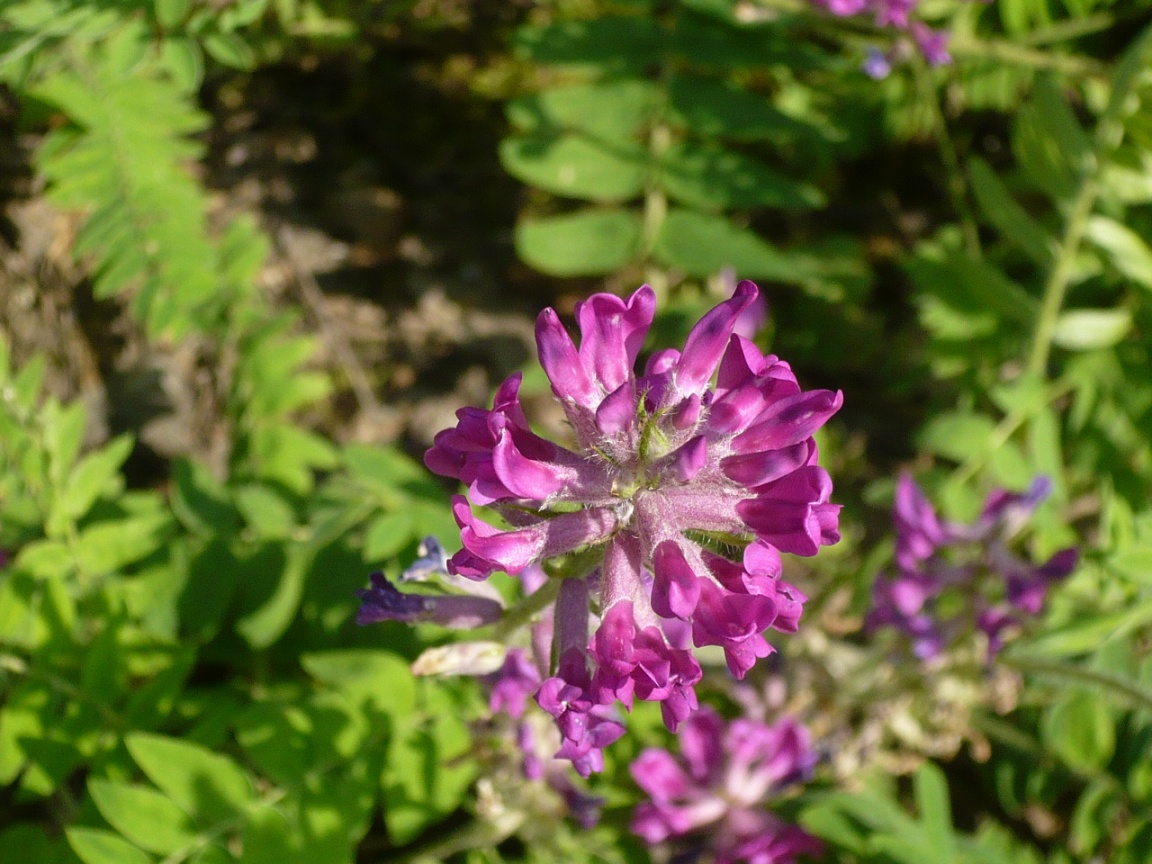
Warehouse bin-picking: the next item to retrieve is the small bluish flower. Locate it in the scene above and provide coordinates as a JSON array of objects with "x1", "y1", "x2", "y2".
[
  {"x1": 868, "y1": 475, "x2": 1078, "y2": 659},
  {"x1": 863, "y1": 47, "x2": 893, "y2": 79},
  {"x1": 424, "y1": 282, "x2": 842, "y2": 772},
  {"x1": 630, "y1": 707, "x2": 822, "y2": 864}
]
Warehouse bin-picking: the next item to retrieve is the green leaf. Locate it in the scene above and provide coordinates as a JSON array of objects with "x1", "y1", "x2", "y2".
[
  {"x1": 0, "y1": 824, "x2": 74, "y2": 864},
  {"x1": 383, "y1": 697, "x2": 476, "y2": 844},
  {"x1": 239, "y1": 805, "x2": 295, "y2": 864},
  {"x1": 1051, "y1": 308, "x2": 1132, "y2": 350},
  {"x1": 914, "y1": 764, "x2": 956, "y2": 859},
  {"x1": 67, "y1": 828, "x2": 153, "y2": 864},
  {"x1": 74, "y1": 513, "x2": 172, "y2": 574},
  {"x1": 301, "y1": 650, "x2": 416, "y2": 717},
  {"x1": 42, "y1": 400, "x2": 87, "y2": 480},
  {"x1": 234, "y1": 484, "x2": 296, "y2": 539},
  {"x1": 89, "y1": 780, "x2": 199, "y2": 854},
  {"x1": 203, "y1": 33, "x2": 255, "y2": 70},
  {"x1": 364, "y1": 510, "x2": 416, "y2": 561},
  {"x1": 500, "y1": 135, "x2": 646, "y2": 202},
  {"x1": 33, "y1": 48, "x2": 216, "y2": 339},
  {"x1": 658, "y1": 141, "x2": 823, "y2": 210},
  {"x1": 1041, "y1": 688, "x2": 1115, "y2": 772},
  {"x1": 1012, "y1": 76, "x2": 1090, "y2": 202},
  {"x1": 1085, "y1": 216, "x2": 1152, "y2": 291},
  {"x1": 516, "y1": 210, "x2": 642, "y2": 276},
  {"x1": 667, "y1": 75, "x2": 820, "y2": 141},
  {"x1": 154, "y1": 0, "x2": 190, "y2": 29},
  {"x1": 506, "y1": 80, "x2": 657, "y2": 141},
  {"x1": 235, "y1": 545, "x2": 308, "y2": 648},
  {"x1": 653, "y1": 209, "x2": 794, "y2": 280},
  {"x1": 50, "y1": 434, "x2": 133, "y2": 532},
  {"x1": 514, "y1": 18, "x2": 661, "y2": 73},
  {"x1": 918, "y1": 412, "x2": 997, "y2": 462},
  {"x1": 968, "y1": 157, "x2": 1053, "y2": 265},
  {"x1": 171, "y1": 458, "x2": 239, "y2": 536},
  {"x1": 125, "y1": 733, "x2": 254, "y2": 825}
]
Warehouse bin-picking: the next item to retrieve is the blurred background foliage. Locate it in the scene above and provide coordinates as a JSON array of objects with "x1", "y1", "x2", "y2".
[{"x1": 1, "y1": 0, "x2": 1152, "y2": 862}]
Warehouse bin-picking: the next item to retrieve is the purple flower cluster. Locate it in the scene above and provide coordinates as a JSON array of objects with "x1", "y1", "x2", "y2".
[
  {"x1": 868, "y1": 475, "x2": 1078, "y2": 659},
  {"x1": 631, "y1": 707, "x2": 822, "y2": 864},
  {"x1": 812, "y1": 0, "x2": 951, "y2": 73},
  {"x1": 424, "y1": 282, "x2": 841, "y2": 772}
]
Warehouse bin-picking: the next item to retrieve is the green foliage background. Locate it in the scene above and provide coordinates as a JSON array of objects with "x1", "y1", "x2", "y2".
[{"x1": 1, "y1": 0, "x2": 1152, "y2": 862}]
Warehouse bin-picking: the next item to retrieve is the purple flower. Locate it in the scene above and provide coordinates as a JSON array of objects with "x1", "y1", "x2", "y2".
[
  {"x1": 630, "y1": 707, "x2": 822, "y2": 864},
  {"x1": 868, "y1": 475, "x2": 1078, "y2": 659},
  {"x1": 425, "y1": 283, "x2": 841, "y2": 771},
  {"x1": 356, "y1": 571, "x2": 504, "y2": 629}
]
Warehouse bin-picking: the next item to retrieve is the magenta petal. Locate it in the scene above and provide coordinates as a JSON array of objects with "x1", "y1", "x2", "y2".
[
  {"x1": 707, "y1": 386, "x2": 768, "y2": 435},
  {"x1": 665, "y1": 436, "x2": 708, "y2": 483},
  {"x1": 575, "y1": 285, "x2": 656, "y2": 394},
  {"x1": 596, "y1": 381, "x2": 637, "y2": 436},
  {"x1": 716, "y1": 335, "x2": 767, "y2": 391},
  {"x1": 452, "y1": 497, "x2": 617, "y2": 574},
  {"x1": 645, "y1": 348, "x2": 680, "y2": 376},
  {"x1": 720, "y1": 441, "x2": 812, "y2": 487},
  {"x1": 678, "y1": 706, "x2": 725, "y2": 783},
  {"x1": 491, "y1": 420, "x2": 570, "y2": 501},
  {"x1": 732, "y1": 389, "x2": 843, "y2": 454},
  {"x1": 651, "y1": 540, "x2": 703, "y2": 619},
  {"x1": 675, "y1": 281, "x2": 758, "y2": 394},
  {"x1": 594, "y1": 601, "x2": 637, "y2": 677},
  {"x1": 536, "y1": 308, "x2": 598, "y2": 408},
  {"x1": 630, "y1": 748, "x2": 692, "y2": 801}
]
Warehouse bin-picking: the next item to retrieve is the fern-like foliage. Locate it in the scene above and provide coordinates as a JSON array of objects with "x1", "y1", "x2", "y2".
[{"x1": 27, "y1": 24, "x2": 217, "y2": 337}]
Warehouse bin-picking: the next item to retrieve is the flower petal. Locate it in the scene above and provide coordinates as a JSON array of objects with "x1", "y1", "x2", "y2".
[
  {"x1": 575, "y1": 285, "x2": 656, "y2": 394},
  {"x1": 675, "y1": 281, "x2": 758, "y2": 394}
]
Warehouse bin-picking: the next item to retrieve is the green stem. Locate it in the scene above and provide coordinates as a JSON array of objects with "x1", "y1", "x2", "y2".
[
  {"x1": 492, "y1": 576, "x2": 561, "y2": 639},
  {"x1": 948, "y1": 39, "x2": 1106, "y2": 77},
  {"x1": 951, "y1": 379, "x2": 1074, "y2": 486},
  {"x1": 1024, "y1": 30, "x2": 1152, "y2": 377},
  {"x1": 1026, "y1": 172, "x2": 1099, "y2": 377},
  {"x1": 1003, "y1": 654, "x2": 1152, "y2": 714},
  {"x1": 916, "y1": 62, "x2": 981, "y2": 260}
]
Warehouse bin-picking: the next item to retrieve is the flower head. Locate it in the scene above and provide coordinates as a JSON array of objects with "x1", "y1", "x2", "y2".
[
  {"x1": 425, "y1": 282, "x2": 841, "y2": 771},
  {"x1": 868, "y1": 475, "x2": 1077, "y2": 659},
  {"x1": 630, "y1": 707, "x2": 821, "y2": 864}
]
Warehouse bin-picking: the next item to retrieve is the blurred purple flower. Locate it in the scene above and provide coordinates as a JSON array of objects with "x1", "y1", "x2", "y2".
[
  {"x1": 811, "y1": 0, "x2": 952, "y2": 68},
  {"x1": 630, "y1": 707, "x2": 822, "y2": 864},
  {"x1": 424, "y1": 282, "x2": 841, "y2": 772},
  {"x1": 868, "y1": 475, "x2": 1078, "y2": 659}
]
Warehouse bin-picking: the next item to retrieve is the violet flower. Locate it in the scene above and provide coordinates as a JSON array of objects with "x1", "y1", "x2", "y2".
[
  {"x1": 425, "y1": 282, "x2": 841, "y2": 772},
  {"x1": 356, "y1": 571, "x2": 504, "y2": 629},
  {"x1": 868, "y1": 475, "x2": 1078, "y2": 659},
  {"x1": 630, "y1": 707, "x2": 822, "y2": 864}
]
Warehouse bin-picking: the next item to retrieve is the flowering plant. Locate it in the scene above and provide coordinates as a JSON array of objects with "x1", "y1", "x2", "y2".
[{"x1": 420, "y1": 281, "x2": 842, "y2": 772}]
